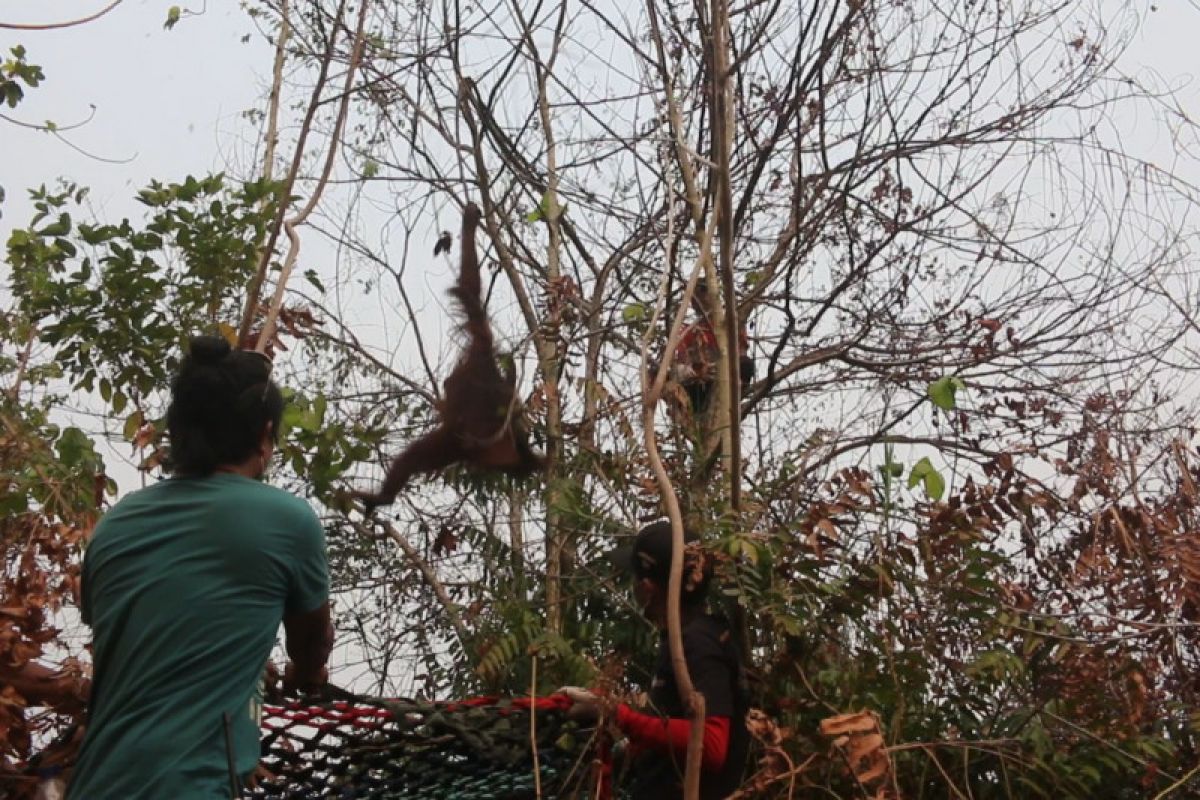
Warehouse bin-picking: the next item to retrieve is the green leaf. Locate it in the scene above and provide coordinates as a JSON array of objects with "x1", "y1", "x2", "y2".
[
  {"x1": 928, "y1": 375, "x2": 966, "y2": 410},
  {"x1": 56, "y1": 426, "x2": 93, "y2": 467},
  {"x1": 907, "y1": 458, "x2": 926, "y2": 489},
  {"x1": 524, "y1": 189, "x2": 565, "y2": 223},
  {"x1": 0, "y1": 491, "x2": 29, "y2": 516},
  {"x1": 123, "y1": 410, "x2": 144, "y2": 442},
  {"x1": 304, "y1": 269, "x2": 326, "y2": 293},
  {"x1": 738, "y1": 538, "x2": 760, "y2": 565},
  {"x1": 907, "y1": 456, "x2": 946, "y2": 500},
  {"x1": 164, "y1": 6, "x2": 182, "y2": 30},
  {"x1": 362, "y1": 159, "x2": 379, "y2": 179},
  {"x1": 282, "y1": 404, "x2": 319, "y2": 435},
  {"x1": 622, "y1": 303, "x2": 647, "y2": 323},
  {"x1": 36, "y1": 213, "x2": 71, "y2": 237}
]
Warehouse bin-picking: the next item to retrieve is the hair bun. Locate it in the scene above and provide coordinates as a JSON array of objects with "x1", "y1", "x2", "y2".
[{"x1": 188, "y1": 335, "x2": 233, "y2": 366}]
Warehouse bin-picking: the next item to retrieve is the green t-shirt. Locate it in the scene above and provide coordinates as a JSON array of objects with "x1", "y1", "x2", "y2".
[{"x1": 68, "y1": 474, "x2": 329, "y2": 800}]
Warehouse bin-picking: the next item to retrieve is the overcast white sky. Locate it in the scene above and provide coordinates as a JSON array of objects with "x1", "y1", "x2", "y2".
[
  {"x1": 3, "y1": 2, "x2": 1199, "y2": 244},
  {"x1": 2, "y1": 2, "x2": 270, "y2": 232}
]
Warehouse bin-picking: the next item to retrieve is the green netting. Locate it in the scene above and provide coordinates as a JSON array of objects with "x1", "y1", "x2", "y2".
[{"x1": 246, "y1": 693, "x2": 609, "y2": 799}]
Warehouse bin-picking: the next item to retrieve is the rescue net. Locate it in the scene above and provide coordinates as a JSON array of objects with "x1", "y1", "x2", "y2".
[{"x1": 246, "y1": 692, "x2": 608, "y2": 799}]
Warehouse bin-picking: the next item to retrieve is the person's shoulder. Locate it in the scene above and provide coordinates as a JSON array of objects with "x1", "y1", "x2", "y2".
[
  {"x1": 232, "y1": 478, "x2": 319, "y2": 520},
  {"x1": 173, "y1": 474, "x2": 318, "y2": 529},
  {"x1": 224, "y1": 481, "x2": 326, "y2": 555}
]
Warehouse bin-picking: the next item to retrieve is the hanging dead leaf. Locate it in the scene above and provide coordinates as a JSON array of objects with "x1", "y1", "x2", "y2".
[
  {"x1": 817, "y1": 517, "x2": 838, "y2": 541},
  {"x1": 820, "y1": 710, "x2": 893, "y2": 792},
  {"x1": 727, "y1": 710, "x2": 806, "y2": 799},
  {"x1": 133, "y1": 422, "x2": 158, "y2": 451},
  {"x1": 821, "y1": 713, "x2": 874, "y2": 737},
  {"x1": 138, "y1": 447, "x2": 167, "y2": 473},
  {"x1": 433, "y1": 526, "x2": 459, "y2": 556},
  {"x1": 217, "y1": 321, "x2": 239, "y2": 347}
]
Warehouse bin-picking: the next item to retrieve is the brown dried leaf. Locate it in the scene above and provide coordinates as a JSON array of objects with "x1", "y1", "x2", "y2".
[
  {"x1": 817, "y1": 518, "x2": 838, "y2": 540},
  {"x1": 821, "y1": 710, "x2": 893, "y2": 790},
  {"x1": 819, "y1": 711, "x2": 877, "y2": 736},
  {"x1": 133, "y1": 422, "x2": 158, "y2": 451},
  {"x1": 433, "y1": 526, "x2": 459, "y2": 556}
]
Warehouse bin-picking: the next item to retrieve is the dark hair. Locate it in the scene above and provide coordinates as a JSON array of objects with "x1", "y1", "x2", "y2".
[
  {"x1": 165, "y1": 335, "x2": 285, "y2": 476},
  {"x1": 632, "y1": 521, "x2": 713, "y2": 606}
]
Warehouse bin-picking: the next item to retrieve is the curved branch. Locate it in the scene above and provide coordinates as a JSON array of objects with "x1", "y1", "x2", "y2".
[
  {"x1": 0, "y1": 103, "x2": 96, "y2": 132},
  {"x1": 639, "y1": 166, "x2": 707, "y2": 800},
  {"x1": 0, "y1": 0, "x2": 123, "y2": 30}
]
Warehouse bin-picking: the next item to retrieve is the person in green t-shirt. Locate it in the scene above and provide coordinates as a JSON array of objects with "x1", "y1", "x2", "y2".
[{"x1": 67, "y1": 336, "x2": 334, "y2": 800}]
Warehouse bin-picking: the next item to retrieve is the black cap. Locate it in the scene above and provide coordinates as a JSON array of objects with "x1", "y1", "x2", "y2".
[{"x1": 610, "y1": 520, "x2": 700, "y2": 584}]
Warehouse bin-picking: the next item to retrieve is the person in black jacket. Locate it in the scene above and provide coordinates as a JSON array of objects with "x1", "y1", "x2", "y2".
[{"x1": 563, "y1": 521, "x2": 749, "y2": 799}]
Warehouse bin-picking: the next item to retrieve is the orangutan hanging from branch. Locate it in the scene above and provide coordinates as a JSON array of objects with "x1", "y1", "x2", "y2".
[{"x1": 351, "y1": 202, "x2": 546, "y2": 513}]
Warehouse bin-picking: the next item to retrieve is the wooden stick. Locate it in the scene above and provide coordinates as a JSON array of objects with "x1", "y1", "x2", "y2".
[{"x1": 530, "y1": 654, "x2": 542, "y2": 798}]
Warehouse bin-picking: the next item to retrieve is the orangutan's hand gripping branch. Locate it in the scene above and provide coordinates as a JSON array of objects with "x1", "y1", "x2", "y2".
[{"x1": 352, "y1": 203, "x2": 546, "y2": 512}]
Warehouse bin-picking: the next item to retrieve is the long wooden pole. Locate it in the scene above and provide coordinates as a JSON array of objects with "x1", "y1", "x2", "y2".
[{"x1": 711, "y1": 0, "x2": 741, "y2": 512}]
